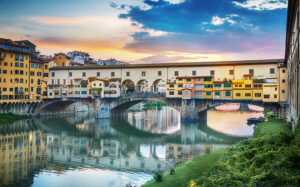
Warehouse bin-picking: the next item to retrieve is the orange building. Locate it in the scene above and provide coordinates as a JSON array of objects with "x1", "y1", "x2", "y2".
[{"x1": 53, "y1": 53, "x2": 70, "y2": 67}]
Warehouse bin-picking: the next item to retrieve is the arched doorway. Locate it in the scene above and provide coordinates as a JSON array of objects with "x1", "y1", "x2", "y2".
[
  {"x1": 122, "y1": 79, "x2": 135, "y2": 94},
  {"x1": 152, "y1": 79, "x2": 166, "y2": 94},
  {"x1": 137, "y1": 79, "x2": 149, "y2": 93}
]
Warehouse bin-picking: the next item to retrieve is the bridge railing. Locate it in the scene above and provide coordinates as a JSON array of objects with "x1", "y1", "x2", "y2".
[{"x1": 121, "y1": 92, "x2": 166, "y2": 99}]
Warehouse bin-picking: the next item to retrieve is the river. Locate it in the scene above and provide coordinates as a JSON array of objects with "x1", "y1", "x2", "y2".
[{"x1": 0, "y1": 103, "x2": 263, "y2": 187}]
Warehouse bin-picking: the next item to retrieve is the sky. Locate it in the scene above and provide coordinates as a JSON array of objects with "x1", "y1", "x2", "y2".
[{"x1": 0, "y1": 0, "x2": 288, "y2": 63}]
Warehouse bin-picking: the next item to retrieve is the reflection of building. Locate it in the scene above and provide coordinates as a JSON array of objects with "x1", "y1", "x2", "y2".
[
  {"x1": 0, "y1": 126, "x2": 47, "y2": 186},
  {"x1": 47, "y1": 133, "x2": 172, "y2": 172},
  {"x1": 166, "y1": 143, "x2": 228, "y2": 164}
]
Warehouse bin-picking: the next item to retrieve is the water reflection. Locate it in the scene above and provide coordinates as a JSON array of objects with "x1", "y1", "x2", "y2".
[
  {"x1": 0, "y1": 105, "x2": 260, "y2": 187},
  {"x1": 127, "y1": 104, "x2": 180, "y2": 134}
]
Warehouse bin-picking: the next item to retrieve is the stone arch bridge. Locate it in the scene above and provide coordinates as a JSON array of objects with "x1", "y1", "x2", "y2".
[{"x1": 5, "y1": 94, "x2": 284, "y2": 120}]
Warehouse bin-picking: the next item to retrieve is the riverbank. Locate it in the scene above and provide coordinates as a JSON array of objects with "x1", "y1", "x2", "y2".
[
  {"x1": 0, "y1": 113, "x2": 30, "y2": 124},
  {"x1": 143, "y1": 119, "x2": 299, "y2": 187}
]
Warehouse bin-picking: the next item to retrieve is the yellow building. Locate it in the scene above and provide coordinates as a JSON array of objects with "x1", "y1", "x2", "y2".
[
  {"x1": 263, "y1": 78, "x2": 279, "y2": 102},
  {"x1": 29, "y1": 58, "x2": 50, "y2": 102},
  {"x1": 0, "y1": 38, "x2": 31, "y2": 103},
  {"x1": 232, "y1": 75, "x2": 253, "y2": 100},
  {"x1": 204, "y1": 76, "x2": 213, "y2": 99}
]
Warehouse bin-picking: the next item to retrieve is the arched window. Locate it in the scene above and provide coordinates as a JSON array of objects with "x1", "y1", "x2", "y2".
[{"x1": 15, "y1": 70, "x2": 19, "y2": 75}]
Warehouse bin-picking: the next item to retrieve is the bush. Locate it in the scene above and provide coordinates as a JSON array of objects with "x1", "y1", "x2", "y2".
[
  {"x1": 154, "y1": 171, "x2": 163, "y2": 182},
  {"x1": 266, "y1": 111, "x2": 276, "y2": 121}
]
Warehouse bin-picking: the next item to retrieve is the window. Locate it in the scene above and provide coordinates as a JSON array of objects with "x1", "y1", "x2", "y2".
[
  {"x1": 45, "y1": 65, "x2": 48, "y2": 69},
  {"x1": 282, "y1": 90, "x2": 285, "y2": 93},
  {"x1": 169, "y1": 84, "x2": 174, "y2": 88},
  {"x1": 236, "y1": 93, "x2": 241, "y2": 97},
  {"x1": 20, "y1": 55, "x2": 23, "y2": 61},
  {"x1": 270, "y1": 68, "x2": 275, "y2": 74},
  {"x1": 249, "y1": 69, "x2": 254, "y2": 75},
  {"x1": 225, "y1": 91, "x2": 231, "y2": 96},
  {"x1": 274, "y1": 94, "x2": 277, "y2": 98},
  {"x1": 206, "y1": 91, "x2": 211, "y2": 96},
  {"x1": 210, "y1": 70, "x2": 214, "y2": 76},
  {"x1": 192, "y1": 71, "x2": 196, "y2": 76},
  {"x1": 229, "y1": 69, "x2": 234, "y2": 75},
  {"x1": 111, "y1": 72, "x2": 115, "y2": 77},
  {"x1": 214, "y1": 84, "x2": 221, "y2": 87},
  {"x1": 264, "y1": 95, "x2": 270, "y2": 99},
  {"x1": 82, "y1": 72, "x2": 86, "y2": 77},
  {"x1": 15, "y1": 54, "x2": 19, "y2": 61},
  {"x1": 204, "y1": 84, "x2": 213, "y2": 88},
  {"x1": 97, "y1": 72, "x2": 100, "y2": 77},
  {"x1": 275, "y1": 87, "x2": 278, "y2": 91},
  {"x1": 187, "y1": 78, "x2": 191, "y2": 82},
  {"x1": 178, "y1": 84, "x2": 183, "y2": 88},
  {"x1": 158, "y1": 71, "x2": 162, "y2": 76},
  {"x1": 178, "y1": 91, "x2": 182, "y2": 95},
  {"x1": 215, "y1": 92, "x2": 220, "y2": 96},
  {"x1": 255, "y1": 93, "x2": 261, "y2": 97},
  {"x1": 126, "y1": 72, "x2": 130, "y2": 76},
  {"x1": 245, "y1": 93, "x2": 251, "y2": 97},
  {"x1": 51, "y1": 72, "x2": 55, "y2": 77},
  {"x1": 169, "y1": 91, "x2": 174, "y2": 95},
  {"x1": 282, "y1": 79, "x2": 286, "y2": 83},
  {"x1": 204, "y1": 77, "x2": 212, "y2": 81},
  {"x1": 174, "y1": 71, "x2": 179, "y2": 76},
  {"x1": 20, "y1": 63, "x2": 24, "y2": 67},
  {"x1": 69, "y1": 72, "x2": 72, "y2": 77},
  {"x1": 245, "y1": 84, "x2": 251, "y2": 88},
  {"x1": 184, "y1": 91, "x2": 189, "y2": 95}
]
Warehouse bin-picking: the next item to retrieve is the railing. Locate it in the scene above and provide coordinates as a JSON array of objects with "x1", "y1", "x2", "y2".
[{"x1": 121, "y1": 92, "x2": 166, "y2": 99}]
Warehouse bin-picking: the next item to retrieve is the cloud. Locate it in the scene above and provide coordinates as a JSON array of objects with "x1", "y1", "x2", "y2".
[
  {"x1": 118, "y1": 0, "x2": 286, "y2": 53},
  {"x1": 232, "y1": 0, "x2": 287, "y2": 11},
  {"x1": 211, "y1": 16, "x2": 236, "y2": 25}
]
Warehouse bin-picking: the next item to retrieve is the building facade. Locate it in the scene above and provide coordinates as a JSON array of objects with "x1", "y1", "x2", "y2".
[
  {"x1": 286, "y1": 0, "x2": 300, "y2": 122},
  {"x1": 48, "y1": 59, "x2": 286, "y2": 102}
]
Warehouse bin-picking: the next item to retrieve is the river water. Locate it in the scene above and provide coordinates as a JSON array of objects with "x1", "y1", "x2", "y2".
[{"x1": 0, "y1": 103, "x2": 263, "y2": 187}]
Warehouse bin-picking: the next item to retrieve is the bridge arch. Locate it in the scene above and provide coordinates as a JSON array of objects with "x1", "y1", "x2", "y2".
[
  {"x1": 137, "y1": 79, "x2": 149, "y2": 92},
  {"x1": 122, "y1": 79, "x2": 135, "y2": 94},
  {"x1": 152, "y1": 79, "x2": 166, "y2": 94}
]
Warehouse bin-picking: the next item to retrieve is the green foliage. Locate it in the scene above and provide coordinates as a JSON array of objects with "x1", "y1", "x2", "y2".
[
  {"x1": 263, "y1": 109, "x2": 277, "y2": 121},
  {"x1": 142, "y1": 149, "x2": 226, "y2": 187},
  {"x1": 144, "y1": 102, "x2": 167, "y2": 108},
  {"x1": 253, "y1": 78, "x2": 265, "y2": 83},
  {"x1": 253, "y1": 120, "x2": 288, "y2": 138},
  {"x1": 0, "y1": 113, "x2": 29, "y2": 124},
  {"x1": 192, "y1": 120, "x2": 300, "y2": 187},
  {"x1": 154, "y1": 171, "x2": 163, "y2": 182}
]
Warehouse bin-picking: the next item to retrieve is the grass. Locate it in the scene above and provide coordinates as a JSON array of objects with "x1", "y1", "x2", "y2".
[
  {"x1": 253, "y1": 119, "x2": 290, "y2": 138},
  {"x1": 192, "y1": 119, "x2": 299, "y2": 186},
  {"x1": 143, "y1": 119, "x2": 299, "y2": 187},
  {"x1": 0, "y1": 113, "x2": 29, "y2": 124},
  {"x1": 142, "y1": 149, "x2": 227, "y2": 187}
]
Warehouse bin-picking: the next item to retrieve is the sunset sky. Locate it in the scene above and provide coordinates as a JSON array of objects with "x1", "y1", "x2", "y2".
[{"x1": 0, "y1": 0, "x2": 288, "y2": 63}]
